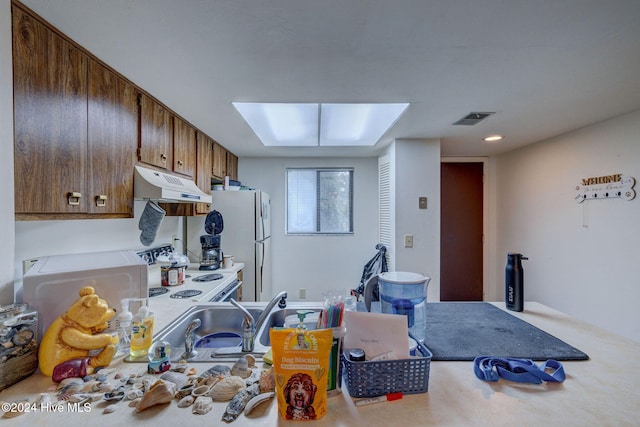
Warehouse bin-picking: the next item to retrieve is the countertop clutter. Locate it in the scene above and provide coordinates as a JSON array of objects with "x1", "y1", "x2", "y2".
[{"x1": 1, "y1": 301, "x2": 639, "y2": 426}]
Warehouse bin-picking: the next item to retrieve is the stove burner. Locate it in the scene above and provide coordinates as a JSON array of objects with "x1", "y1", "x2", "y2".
[
  {"x1": 149, "y1": 287, "x2": 169, "y2": 297},
  {"x1": 192, "y1": 273, "x2": 224, "y2": 282},
  {"x1": 170, "y1": 289, "x2": 203, "y2": 299}
]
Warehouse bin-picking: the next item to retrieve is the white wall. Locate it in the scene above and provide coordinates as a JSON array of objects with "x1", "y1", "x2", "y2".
[
  {"x1": 391, "y1": 139, "x2": 441, "y2": 302},
  {"x1": 494, "y1": 110, "x2": 640, "y2": 342},
  {"x1": 234, "y1": 157, "x2": 379, "y2": 302},
  {"x1": 1, "y1": 0, "x2": 16, "y2": 305}
]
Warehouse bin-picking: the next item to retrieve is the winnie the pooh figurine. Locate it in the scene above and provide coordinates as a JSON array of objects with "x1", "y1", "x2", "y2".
[{"x1": 39, "y1": 286, "x2": 118, "y2": 377}]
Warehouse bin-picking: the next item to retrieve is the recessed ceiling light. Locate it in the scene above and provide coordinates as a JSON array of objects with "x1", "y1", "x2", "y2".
[
  {"x1": 233, "y1": 102, "x2": 409, "y2": 147},
  {"x1": 483, "y1": 134, "x2": 503, "y2": 142}
]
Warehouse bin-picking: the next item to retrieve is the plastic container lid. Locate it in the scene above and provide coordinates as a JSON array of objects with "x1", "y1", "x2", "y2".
[{"x1": 379, "y1": 271, "x2": 429, "y2": 284}]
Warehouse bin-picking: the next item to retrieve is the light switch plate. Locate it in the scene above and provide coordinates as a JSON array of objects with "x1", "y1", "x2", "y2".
[
  {"x1": 404, "y1": 234, "x2": 414, "y2": 248},
  {"x1": 419, "y1": 197, "x2": 427, "y2": 209}
]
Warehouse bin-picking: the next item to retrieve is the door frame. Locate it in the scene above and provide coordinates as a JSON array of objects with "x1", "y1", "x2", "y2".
[{"x1": 441, "y1": 157, "x2": 490, "y2": 300}]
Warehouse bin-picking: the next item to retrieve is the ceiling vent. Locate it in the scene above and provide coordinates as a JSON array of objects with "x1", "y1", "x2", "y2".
[{"x1": 452, "y1": 112, "x2": 494, "y2": 126}]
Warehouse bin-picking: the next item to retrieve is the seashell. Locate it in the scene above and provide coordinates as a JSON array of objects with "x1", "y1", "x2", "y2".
[
  {"x1": 11, "y1": 329, "x2": 34, "y2": 345},
  {"x1": 200, "y1": 374, "x2": 223, "y2": 387},
  {"x1": 222, "y1": 383, "x2": 260, "y2": 422},
  {"x1": 186, "y1": 367, "x2": 197, "y2": 376},
  {"x1": 57, "y1": 378, "x2": 85, "y2": 400},
  {"x1": 128, "y1": 398, "x2": 141, "y2": 408},
  {"x1": 37, "y1": 393, "x2": 52, "y2": 405},
  {"x1": 191, "y1": 385, "x2": 210, "y2": 397},
  {"x1": 177, "y1": 395, "x2": 195, "y2": 408},
  {"x1": 126, "y1": 389, "x2": 144, "y2": 400},
  {"x1": 103, "y1": 389, "x2": 125, "y2": 402},
  {"x1": 192, "y1": 396, "x2": 214, "y2": 415},
  {"x1": 81, "y1": 381, "x2": 101, "y2": 392},
  {"x1": 135, "y1": 380, "x2": 176, "y2": 412},
  {"x1": 210, "y1": 376, "x2": 246, "y2": 401},
  {"x1": 244, "y1": 391, "x2": 275, "y2": 416},
  {"x1": 114, "y1": 373, "x2": 123, "y2": 380},
  {"x1": 244, "y1": 354, "x2": 256, "y2": 368},
  {"x1": 160, "y1": 371, "x2": 189, "y2": 390},
  {"x1": 103, "y1": 404, "x2": 117, "y2": 414},
  {"x1": 258, "y1": 367, "x2": 275, "y2": 393},
  {"x1": 244, "y1": 367, "x2": 261, "y2": 386},
  {"x1": 67, "y1": 394, "x2": 91, "y2": 404},
  {"x1": 2, "y1": 400, "x2": 28, "y2": 418},
  {"x1": 176, "y1": 384, "x2": 195, "y2": 399},
  {"x1": 230, "y1": 356, "x2": 250, "y2": 379},
  {"x1": 201, "y1": 364, "x2": 230, "y2": 378}
]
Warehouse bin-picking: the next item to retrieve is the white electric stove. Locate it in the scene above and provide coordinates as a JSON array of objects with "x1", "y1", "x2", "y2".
[{"x1": 146, "y1": 264, "x2": 240, "y2": 302}]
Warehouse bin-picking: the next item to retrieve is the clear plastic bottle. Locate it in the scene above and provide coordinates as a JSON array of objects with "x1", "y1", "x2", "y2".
[
  {"x1": 130, "y1": 305, "x2": 154, "y2": 358},
  {"x1": 115, "y1": 299, "x2": 133, "y2": 355}
]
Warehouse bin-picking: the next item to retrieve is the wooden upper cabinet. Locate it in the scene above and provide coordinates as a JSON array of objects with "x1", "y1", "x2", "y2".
[
  {"x1": 212, "y1": 141, "x2": 227, "y2": 179},
  {"x1": 139, "y1": 94, "x2": 172, "y2": 169},
  {"x1": 195, "y1": 131, "x2": 214, "y2": 214},
  {"x1": 226, "y1": 151, "x2": 238, "y2": 181},
  {"x1": 173, "y1": 116, "x2": 197, "y2": 178},
  {"x1": 87, "y1": 60, "x2": 137, "y2": 215},
  {"x1": 13, "y1": 5, "x2": 88, "y2": 215}
]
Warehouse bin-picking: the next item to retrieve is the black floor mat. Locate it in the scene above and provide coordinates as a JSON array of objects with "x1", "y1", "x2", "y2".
[{"x1": 423, "y1": 302, "x2": 589, "y2": 361}]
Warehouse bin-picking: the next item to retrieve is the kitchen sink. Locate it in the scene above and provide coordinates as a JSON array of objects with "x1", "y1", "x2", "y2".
[
  {"x1": 146, "y1": 305, "x2": 263, "y2": 362},
  {"x1": 145, "y1": 304, "x2": 323, "y2": 362},
  {"x1": 256, "y1": 307, "x2": 323, "y2": 347}
]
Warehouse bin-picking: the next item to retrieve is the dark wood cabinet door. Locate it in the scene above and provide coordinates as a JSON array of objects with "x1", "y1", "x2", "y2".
[
  {"x1": 195, "y1": 132, "x2": 213, "y2": 214},
  {"x1": 226, "y1": 152, "x2": 238, "y2": 181},
  {"x1": 212, "y1": 141, "x2": 227, "y2": 179},
  {"x1": 87, "y1": 60, "x2": 137, "y2": 216},
  {"x1": 173, "y1": 116, "x2": 197, "y2": 178},
  {"x1": 139, "y1": 94, "x2": 172, "y2": 169},
  {"x1": 13, "y1": 5, "x2": 87, "y2": 214}
]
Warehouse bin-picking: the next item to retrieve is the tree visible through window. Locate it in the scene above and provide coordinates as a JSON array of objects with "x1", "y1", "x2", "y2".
[{"x1": 287, "y1": 168, "x2": 353, "y2": 234}]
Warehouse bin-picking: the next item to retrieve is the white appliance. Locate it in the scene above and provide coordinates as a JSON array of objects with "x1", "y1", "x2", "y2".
[
  {"x1": 210, "y1": 191, "x2": 272, "y2": 302},
  {"x1": 19, "y1": 250, "x2": 148, "y2": 340}
]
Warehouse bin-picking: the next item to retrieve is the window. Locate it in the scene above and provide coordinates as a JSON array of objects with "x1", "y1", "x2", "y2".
[{"x1": 286, "y1": 168, "x2": 354, "y2": 234}]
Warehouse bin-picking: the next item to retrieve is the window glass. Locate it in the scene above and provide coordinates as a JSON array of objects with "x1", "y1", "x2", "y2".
[{"x1": 287, "y1": 168, "x2": 353, "y2": 234}]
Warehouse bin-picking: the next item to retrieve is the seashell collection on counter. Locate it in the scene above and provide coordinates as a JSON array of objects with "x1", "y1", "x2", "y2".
[{"x1": 0, "y1": 355, "x2": 276, "y2": 422}]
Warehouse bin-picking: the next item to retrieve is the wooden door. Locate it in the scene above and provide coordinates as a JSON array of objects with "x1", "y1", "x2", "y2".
[
  {"x1": 87, "y1": 60, "x2": 137, "y2": 216},
  {"x1": 173, "y1": 116, "x2": 197, "y2": 178},
  {"x1": 13, "y1": 5, "x2": 87, "y2": 215},
  {"x1": 441, "y1": 162, "x2": 484, "y2": 301},
  {"x1": 139, "y1": 94, "x2": 172, "y2": 169}
]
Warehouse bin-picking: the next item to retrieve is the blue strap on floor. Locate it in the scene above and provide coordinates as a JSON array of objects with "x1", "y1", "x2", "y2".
[{"x1": 473, "y1": 356, "x2": 566, "y2": 384}]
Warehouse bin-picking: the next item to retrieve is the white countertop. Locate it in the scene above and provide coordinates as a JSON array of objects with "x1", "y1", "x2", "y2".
[{"x1": 1, "y1": 301, "x2": 639, "y2": 426}]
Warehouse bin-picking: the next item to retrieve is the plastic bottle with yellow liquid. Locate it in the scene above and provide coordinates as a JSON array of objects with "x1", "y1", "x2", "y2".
[{"x1": 130, "y1": 305, "x2": 154, "y2": 358}]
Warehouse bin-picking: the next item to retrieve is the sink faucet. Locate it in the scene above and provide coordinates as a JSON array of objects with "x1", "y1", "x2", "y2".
[
  {"x1": 229, "y1": 291, "x2": 287, "y2": 352},
  {"x1": 181, "y1": 318, "x2": 201, "y2": 359}
]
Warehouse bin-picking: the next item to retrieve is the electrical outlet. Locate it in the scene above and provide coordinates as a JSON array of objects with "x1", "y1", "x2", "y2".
[
  {"x1": 404, "y1": 234, "x2": 414, "y2": 248},
  {"x1": 419, "y1": 196, "x2": 428, "y2": 209},
  {"x1": 299, "y1": 288, "x2": 307, "y2": 299}
]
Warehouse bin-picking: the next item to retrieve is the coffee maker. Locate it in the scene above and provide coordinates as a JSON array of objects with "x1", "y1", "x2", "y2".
[
  {"x1": 200, "y1": 210, "x2": 224, "y2": 270},
  {"x1": 200, "y1": 234, "x2": 222, "y2": 270}
]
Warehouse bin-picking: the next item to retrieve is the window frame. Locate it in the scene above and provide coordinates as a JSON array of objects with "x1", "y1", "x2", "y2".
[{"x1": 285, "y1": 167, "x2": 354, "y2": 235}]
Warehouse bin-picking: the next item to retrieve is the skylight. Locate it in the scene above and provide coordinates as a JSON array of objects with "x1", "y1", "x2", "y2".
[{"x1": 232, "y1": 102, "x2": 409, "y2": 147}]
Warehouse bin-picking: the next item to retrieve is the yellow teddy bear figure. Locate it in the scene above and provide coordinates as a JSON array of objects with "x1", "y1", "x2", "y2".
[{"x1": 38, "y1": 286, "x2": 118, "y2": 377}]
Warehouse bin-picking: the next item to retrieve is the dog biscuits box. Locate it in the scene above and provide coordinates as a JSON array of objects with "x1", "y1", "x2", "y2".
[{"x1": 270, "y1": 327, "x2": 333, "y2": 420}]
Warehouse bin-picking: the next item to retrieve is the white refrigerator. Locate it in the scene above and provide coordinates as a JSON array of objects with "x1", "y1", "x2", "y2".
[{"x1": 211, "y1": 190, "x2": 272, "y2": 302}]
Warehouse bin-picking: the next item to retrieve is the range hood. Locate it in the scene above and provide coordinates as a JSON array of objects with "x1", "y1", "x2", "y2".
[{"x1": 134, "y1": 165, "x2": 212, "y2": 203}]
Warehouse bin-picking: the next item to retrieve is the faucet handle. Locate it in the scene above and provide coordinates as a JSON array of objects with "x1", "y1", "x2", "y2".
[{"x1": 278, "y1": 295, "x2": 287, "y2": 309}]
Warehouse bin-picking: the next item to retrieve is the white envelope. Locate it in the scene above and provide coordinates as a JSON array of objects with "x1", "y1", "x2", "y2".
[{"x1": 343, "y1": 311, "x2": 410, "y2": 359}]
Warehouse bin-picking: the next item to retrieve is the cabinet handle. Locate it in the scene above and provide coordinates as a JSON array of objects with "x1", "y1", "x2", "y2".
[
  {"x1": 160, "y1": 154, "x2": 167, "y2": 163},
  {"x1": 95, "y1": 194, "x2": 108, "y2": 207},
  {"x1": 67, "y1": 192, "x2": 82, "y2": 206},
  {"x1": 177, "y1": 160, "x2": 183, "y2": 167}
]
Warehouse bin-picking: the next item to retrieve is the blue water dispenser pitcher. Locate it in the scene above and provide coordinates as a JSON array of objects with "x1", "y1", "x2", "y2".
[{"x1": 367, "y1": 272, "x2": 430, "y2": 343}]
